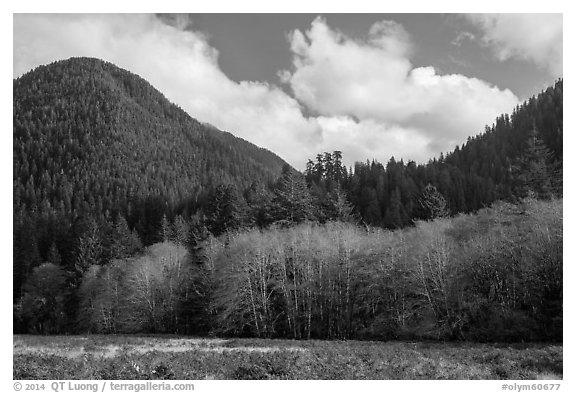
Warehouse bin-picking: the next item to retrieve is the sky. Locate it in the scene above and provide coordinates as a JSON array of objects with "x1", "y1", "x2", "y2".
[{"x1": 13, "y1": 13, "x2": 563, "y2": 170}]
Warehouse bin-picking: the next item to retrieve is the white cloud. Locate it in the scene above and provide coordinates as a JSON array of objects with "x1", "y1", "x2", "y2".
[
  {"x1": 315, "y1": 116, "x2": 432, "y2": 164},
  {"x1": 282, "y1": 17, "x2": 519, "y2": 160},
  {"x1": 465, "y1": 14, "x2": 563, "y2": 76},
  {"x1": 13, "y1": 14, "x2": 521, "y2": 170},
  {"x1": 286, "y1": 19, "x2": 415, "y2": 122},
  {"x1": 13, "y1": 14, "x2": 320, "y2": 168}
]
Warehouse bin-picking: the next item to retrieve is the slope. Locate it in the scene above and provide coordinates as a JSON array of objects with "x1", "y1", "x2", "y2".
[
  {"x1": 13, "y1": 57, "x2": 289, "y2": 299},
  {"x1": 13, "y1": 57, "x2": 288, "y2": 229}
]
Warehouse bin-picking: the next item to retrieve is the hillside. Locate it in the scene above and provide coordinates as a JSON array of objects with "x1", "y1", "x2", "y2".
[
  {"x1": 13, "y1": 57, "x2": 289, "y2": 298},
  {"x1": 13, "y1": 58, "x2": 289, "y2": 225},
  {"x1": 13, "y1": 59, "x2": 562, "y2": 341},
  {"x1": 304, "y1": 80, "x2": 563, "y2": 228},
  {"x1": 13, "y1": 57, "x2": 288, "y2": 218}
]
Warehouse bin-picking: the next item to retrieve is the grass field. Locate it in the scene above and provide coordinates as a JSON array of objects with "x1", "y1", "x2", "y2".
[{"x1": 13, "y1": 335, "x2": 562, "y2": 380}]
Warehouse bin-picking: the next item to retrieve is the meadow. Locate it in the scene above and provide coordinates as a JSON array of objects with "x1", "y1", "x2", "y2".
[{"x1": 13, "y1": 335, "x2": 562, "y2": 380}]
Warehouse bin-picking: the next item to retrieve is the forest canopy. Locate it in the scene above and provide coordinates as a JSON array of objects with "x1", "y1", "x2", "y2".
[{"x1": 13, "y1": 58, "x2": 562, "y2": 342}]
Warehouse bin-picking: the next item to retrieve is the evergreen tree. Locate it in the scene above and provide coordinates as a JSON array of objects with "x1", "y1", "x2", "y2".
[
  {"x1": 19, "y1": 263, "x2": 69, "y2": 334},
  {"x1": 323, "y1": 152, "x2": 334, "y2": 181},
  {"x1": 313, "y1": 154, "x2": 324, "y2": 182},
  {"x1": 74, "y1": 218, "x2": 103, "y2": 275},
  {"x1": 304, "y1": 159, "x2": 316, "y2": 184},
  {"x1": 325, "y1": 186, "x2": 356, "y2": 223},
  {"x1": 206, "y1": 184, "x2": 248, "y2": 236},
  {"x1": 272, "y1": 165, "x2": 315, "y2": 224},
  {"x1": 160, "y1": 214, "x2": 173, "y2": 242},
  {"x1": 188, "y1": 213, "x2": 211, "y2": 260},
  {"x1": 245, "y1": 182, "x2": 274, "y2": 227},
  {"x1": 332, "y1": 150, "x2": 344, "y2": 185},
  {"x1": 109, "y1": 214, "x2": 142, "y2": 259},
  {"x1": 514, "y1": 127, "x2": 558, "y2": 199},
  {"x1": 363, "y1": 188, "x2": 382, "y2": 225},
  {"x1": 384, "y1": 187, "x2": 408, "y2": 229},
  {"x1": 173, "y1": 214, "x2": 190, "y2": 246},
  {"x1": 418, "y1": 184, "x2": 449, "y2": 220}
]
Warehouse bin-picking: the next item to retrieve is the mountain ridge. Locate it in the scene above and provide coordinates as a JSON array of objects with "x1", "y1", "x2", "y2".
[{"x1": 13, "y1": 57, "x2": 289, "y2": 222}]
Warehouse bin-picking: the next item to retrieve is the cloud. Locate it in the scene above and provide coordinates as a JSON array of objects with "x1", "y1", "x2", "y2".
[
  {"x1": 465, "y1": 14, "x2": 562, "y2": 76},
  {"x1": 13, "y1": 14, "x2": 320, "y2": 168},
  {"x1": 14, "y1": 14, "x2": 521, "y2": 170},
  {"x1": 314, "y1": 116, "x2": 432, "y2": 164},
  {"x1": 282, "y1": 17, "x2": 519, "y2": 160}
]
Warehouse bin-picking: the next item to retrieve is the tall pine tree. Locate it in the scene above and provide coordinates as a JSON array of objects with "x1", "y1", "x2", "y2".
[{"x1": 272, "y1": 165, "x2": 315, "y2": 224}]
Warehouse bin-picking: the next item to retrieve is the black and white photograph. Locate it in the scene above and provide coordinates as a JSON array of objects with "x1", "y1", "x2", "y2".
[{"x1": 10, "y1": 4, "x2": 567, "y2": 387}]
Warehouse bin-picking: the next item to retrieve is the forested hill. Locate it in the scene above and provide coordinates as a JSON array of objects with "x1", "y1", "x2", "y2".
[
  {"x1": 305, "y1": 79, "x2": 563, "y2": 229},
  {"x1": 13, "y1": 60, "x2": 562, "y2": 340},
  {"x1": 13, "y1": 57, "x2": 288, "y2": 236}
]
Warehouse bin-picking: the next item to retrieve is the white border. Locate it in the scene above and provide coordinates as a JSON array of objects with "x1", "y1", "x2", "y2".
[{"x1": 3, "y1": 2, "x2": 573, "y2": 392}]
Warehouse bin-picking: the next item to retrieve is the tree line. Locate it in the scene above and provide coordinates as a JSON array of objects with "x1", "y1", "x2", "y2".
[
  {"x1": 304, "y1": 81, "x2": 562, "y2": 230},
  {"x1": 13, "y1": 57, "x2": 289, "y2": 302},
  {"x1": 15, "y1": 197, "x2": 562, "y2": 342},
  {"x1": 13, "y1": 59, "x2": 562, "y2": 341},
  {"x1": 15, "y1": 134, "x2": 561, "y2": 340},
  {"x1": 205, "y1": 198, "x2": 561, "y2": 341}
]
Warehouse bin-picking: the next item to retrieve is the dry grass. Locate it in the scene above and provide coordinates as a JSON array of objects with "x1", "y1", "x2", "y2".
[
  {"x1": 13, "y1": 335, "x2": 562, "y2": 380},
  {"x1": 13, "y1": 336, "x2": 305, "y2": 359}
]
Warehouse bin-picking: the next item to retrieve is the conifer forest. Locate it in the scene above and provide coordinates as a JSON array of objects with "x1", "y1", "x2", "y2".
[{"x1": 13, "y1": 58, "x2": 562, "y2": 346}]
